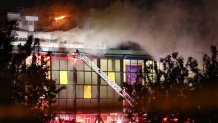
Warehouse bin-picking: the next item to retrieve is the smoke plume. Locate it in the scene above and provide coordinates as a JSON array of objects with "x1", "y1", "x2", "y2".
[{"x1": 26, "y1": 0, "x2": 218, "y2": 61}]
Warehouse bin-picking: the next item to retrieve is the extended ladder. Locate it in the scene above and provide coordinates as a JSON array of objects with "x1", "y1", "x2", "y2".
[{"x1": 72, "y1": 50, "x2": 135, "y2": 106}]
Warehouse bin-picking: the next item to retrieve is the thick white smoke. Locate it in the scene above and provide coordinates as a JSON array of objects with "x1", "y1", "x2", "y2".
[{"x1": 50, "y1": 1, "x2": 217, "y2": 61}]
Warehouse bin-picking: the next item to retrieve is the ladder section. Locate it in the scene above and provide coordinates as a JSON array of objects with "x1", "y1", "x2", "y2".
[{"x1": 73, "y1": 51, "x2": 135, "y2": 106}]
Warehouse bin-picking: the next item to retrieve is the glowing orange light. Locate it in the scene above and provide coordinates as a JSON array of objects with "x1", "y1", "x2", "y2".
[
  {"x1": 54, "y1": 16, "x2": 65, "y2": 21},
  {"x1": 163, "y1": 117, "x2": 168, "y2": 122},
  {"x1": 76, "y1": 119, "x2": 84, "y2": 122},
  {"x1": 173, "y1": 118, "x2": 178, "y2": 122}
]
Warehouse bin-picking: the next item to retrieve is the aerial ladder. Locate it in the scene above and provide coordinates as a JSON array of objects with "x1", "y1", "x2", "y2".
[{"x1": 72, "y1": 50, "x2": 135, "y2": 106}]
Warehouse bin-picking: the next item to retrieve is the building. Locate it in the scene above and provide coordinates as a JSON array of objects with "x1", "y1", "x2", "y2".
[
  {"x1": 2, "y1": 10, "x2": 153, "y2": 122},
  {"x1": 0, "y1": 10, "x2": 38, "y2": 32},
  {"x1": 48, "y1": 49, "x2": 151, "y2": 122}
]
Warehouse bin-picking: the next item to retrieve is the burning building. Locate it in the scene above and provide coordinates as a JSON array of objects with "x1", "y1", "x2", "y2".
[{"x1": 1, "y1": 8, "x2": 153, "y2": 122}]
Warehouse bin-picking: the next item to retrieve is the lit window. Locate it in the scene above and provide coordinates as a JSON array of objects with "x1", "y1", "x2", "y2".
[
  {"x1": 46, "y1": 71, "x2": 51, "y2": 80},
  {"x1": 84, "y1": 85, "x2": 91, "y2": 98},
  {"x1": 26, "y1": 55, "x2": 50, "y2": 66},
  {"x1": 108, "y1": 72, "x2": 115, "y2": 82},
  {"x1": 60, "y1": 71, "x2": 68, "y2": 84}
]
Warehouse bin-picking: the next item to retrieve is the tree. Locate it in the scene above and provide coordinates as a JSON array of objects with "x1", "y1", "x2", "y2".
[
  {"x1": 124, "y1": 52, "x2": 202, "y2": 122},
  {"x1": 0, "y1": 20, "x2": 64, "y2": 122},
  {"x1": 0, "y1": 20, "x2": 19, "y2": 105},
  {"x1": 191, "y1": 45, "x2": 218, "y2": 123},
  {"x1": 202, "y1": 45, "x2": 218, "y2": 85},
  {"x1": 13, "y1": 37, "x2": 65, "y2": 121},
  {"x1": 125, "y1": 45, "x2": 218, "y2": 122}
]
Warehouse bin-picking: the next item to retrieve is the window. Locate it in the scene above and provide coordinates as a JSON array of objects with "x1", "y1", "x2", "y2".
[
  {"x1": 100, "y1": 86, "x2": 107, "y2": 98},
  {"x1": 28, "y1": 21, "x2": 33, "y2": 25},
  {"x1": 60, "y1": 59, "x2": 68, "y2": 70},
  {"x1": 67, "y1": 99, "x2": 74, "y2": 112},
  {"x1": 115, "y1": 59, "x2": 120, "y2": 71},
  {"x1": 108, "y1": 72, "x2": 115, "y2": 82},
  {"x1": 68, "y1": 57, "x2": 76, "y2": 70},
  {"x1": 123, "y1": 59, "x2": 144, "y2": 85},
  {"x1": 76, "y1": 85, "x2": 83, "y2": 98},
  {"x1": 92, "y1": 72, "x2": 97, "y2": 84},
  {"x1": 100, "y1": 59, "x2": 107, "y2": 71},
  {"x1": 107, "y1": 87, "x2": 115, "y2": 98},
  {"x1": 91, "y1": 86, "x2": 97, "y2": 98},
  {"x1": 59, "y1": 87, "x2": 67, "y2": 98},
  {"x1": 115, "y1": 73, "x2": 121, "y2": 85},
  {"x1": 84, "y1": 64, "x2": 91, "y2": 71},
  {"x1": 84, "y1": 72, "x2": 91, "y2": 84},
  {"x1": 84, "y1": 85, "x2": 91, "y2": 98},
  {"x1": 108, "y1": 59, "x2": 114, "y2": 71},
  {"x1": 146, "y1": 60, "x2": 154, "y2": 82},
  {"x1": 60, "y1": 71, "x2": 68, "y2": 84},
  {"x1": 77, "y1": 72, "x2": 84, "y2": 84},
  {"x1": 67, "y1": 85, "x2": 74, "y2": 98},
  {"x1": 52, "y1": 71, "x2": 59, "y2": 84},
  {"x1": 23, "y1": 20, "x2": 28, "y2": 25},
  {"x1": 47, "y1": 71, "x2": 51, "y2": 80},
  {"x1": 59, "y1": 99, "x2": 66, "y2": 111},
  {"x1": 51, "y1": 56, "x2": 59, "y2": 70},
  {"x1": 76, "y1": 60, "x2": 83, "y2": 70},
  {"x1": 68, "y1": 71, "x2": 74, "y2": 84}
]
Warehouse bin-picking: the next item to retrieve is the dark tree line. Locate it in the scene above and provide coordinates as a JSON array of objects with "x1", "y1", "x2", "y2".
[
  {"x1": 125, "y1": 45, "x2": 218, "y2": 122},
  {"x1": 0, "y1": 20, "x2": 63, "y2": 122}
]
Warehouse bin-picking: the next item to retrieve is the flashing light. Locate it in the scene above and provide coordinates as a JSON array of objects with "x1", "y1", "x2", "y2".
[
  {"x1": 117, "y1": 120, "x2": 122, "y2": 123},
  {"x1": 55, "y1": 116, "x2": 59, "y2": 121},
  {"x1": 77, "y1": 119, "x2": 84, "y2": 122},
  {"x1": 163, "y1": 117, "x2": 168, "y2": 122},
  {"x1": 173, "y1": 118, "x2": 178, "y2": 122},
  {"x1": 143, "y1": 113, "x2": 147, "y2": 117}
]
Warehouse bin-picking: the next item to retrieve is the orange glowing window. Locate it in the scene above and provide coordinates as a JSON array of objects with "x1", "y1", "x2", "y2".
[
  {"x1": 84, "y1": 85, "x2": 91, "y2": 98},
  {"x1": 47, "y1": 71, "x2": 51, "y2": 80},
  {"x1": 26, "y1": 55, "x2": 42, "y2": 65},
  {"x1": 60, "y1": 71, "x2": 68, "y2": 84},
  {"x1": 26, "y1": 55, "x2": 51, "y2": 80},
  {"x1": 26, "y1": 55, "x2": 50, "y2": 66}
]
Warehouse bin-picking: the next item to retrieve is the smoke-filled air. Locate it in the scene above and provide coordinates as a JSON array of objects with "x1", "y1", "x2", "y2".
[{"x1": 26, "y1": 0, "x2": 218, "y2": 60}]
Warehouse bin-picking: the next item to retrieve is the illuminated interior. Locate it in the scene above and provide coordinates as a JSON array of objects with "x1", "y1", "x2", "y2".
[
  {"x1": 84, "y1": 85, "x2": 91, "y2": 98},
  {"x1": 48, "y1": 51, "x2": 152, "y2": 122},
  {"x1": 60, "y1": 71, "x2": 68, "y2": 84},
  {"x1": 108, "y1": 72, "x2": 115, "y2": 82}
]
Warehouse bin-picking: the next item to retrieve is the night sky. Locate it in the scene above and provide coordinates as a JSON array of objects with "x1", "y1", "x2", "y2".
[
  {"x1": 0, "y1": 0, "x2": 204, "y2": 9},
  {"x1": 1, "y1": 0, "x2": 218, "y2": 60}
]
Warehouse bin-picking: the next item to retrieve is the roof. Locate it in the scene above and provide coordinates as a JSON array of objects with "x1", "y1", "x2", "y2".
[{"x1": 104, "y1": 49, "x2": 152, "y2": 60}]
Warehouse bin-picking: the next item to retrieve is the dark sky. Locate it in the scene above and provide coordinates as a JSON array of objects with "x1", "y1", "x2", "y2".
[
  {"x1": 0, "y1": 0, "x2": 203, "y2": 8},
  {"x1": 0, "y1": 0, "x2": 111, "y2": 8},
  {"x1": 0, "y1": 0, "x2": 168, "y2": 9}
]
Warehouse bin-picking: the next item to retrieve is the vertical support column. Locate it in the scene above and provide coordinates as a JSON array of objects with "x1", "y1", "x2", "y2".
[
  {"x1": 144, "y1": 60, "x2": 147, "y2": 83},
  {"x1": 121, "y1": 58, "x2": 126, "y2": 111},
  {"x1": 58, "y1": 55, "x2": 60, "y2": 112},
  {"x1": 120, "y1": 59, "x2": 124, "y2": 87},
  {"x1": 97, "y1": 58, "x2": 101, "y2": 123},
  {"x1": 73, "y1": 66, "x2": 77, "y2": 119},
  {"x1": 48, "y1": 52, "x2": 53, "y2": 118}
]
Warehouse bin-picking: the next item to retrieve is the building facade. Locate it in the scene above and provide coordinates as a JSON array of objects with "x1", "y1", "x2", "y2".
[
  {"x1": 48, "y1": 49, "x2": 151, "y2": 122},
  {"x1": 2, "y1": 10, "x2": 153, "y2": 122}
]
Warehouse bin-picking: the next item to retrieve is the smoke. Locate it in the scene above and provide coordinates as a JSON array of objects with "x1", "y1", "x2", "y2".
[{"x1": 26, "y1": 0, "x2": 218, "y2": 61}]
